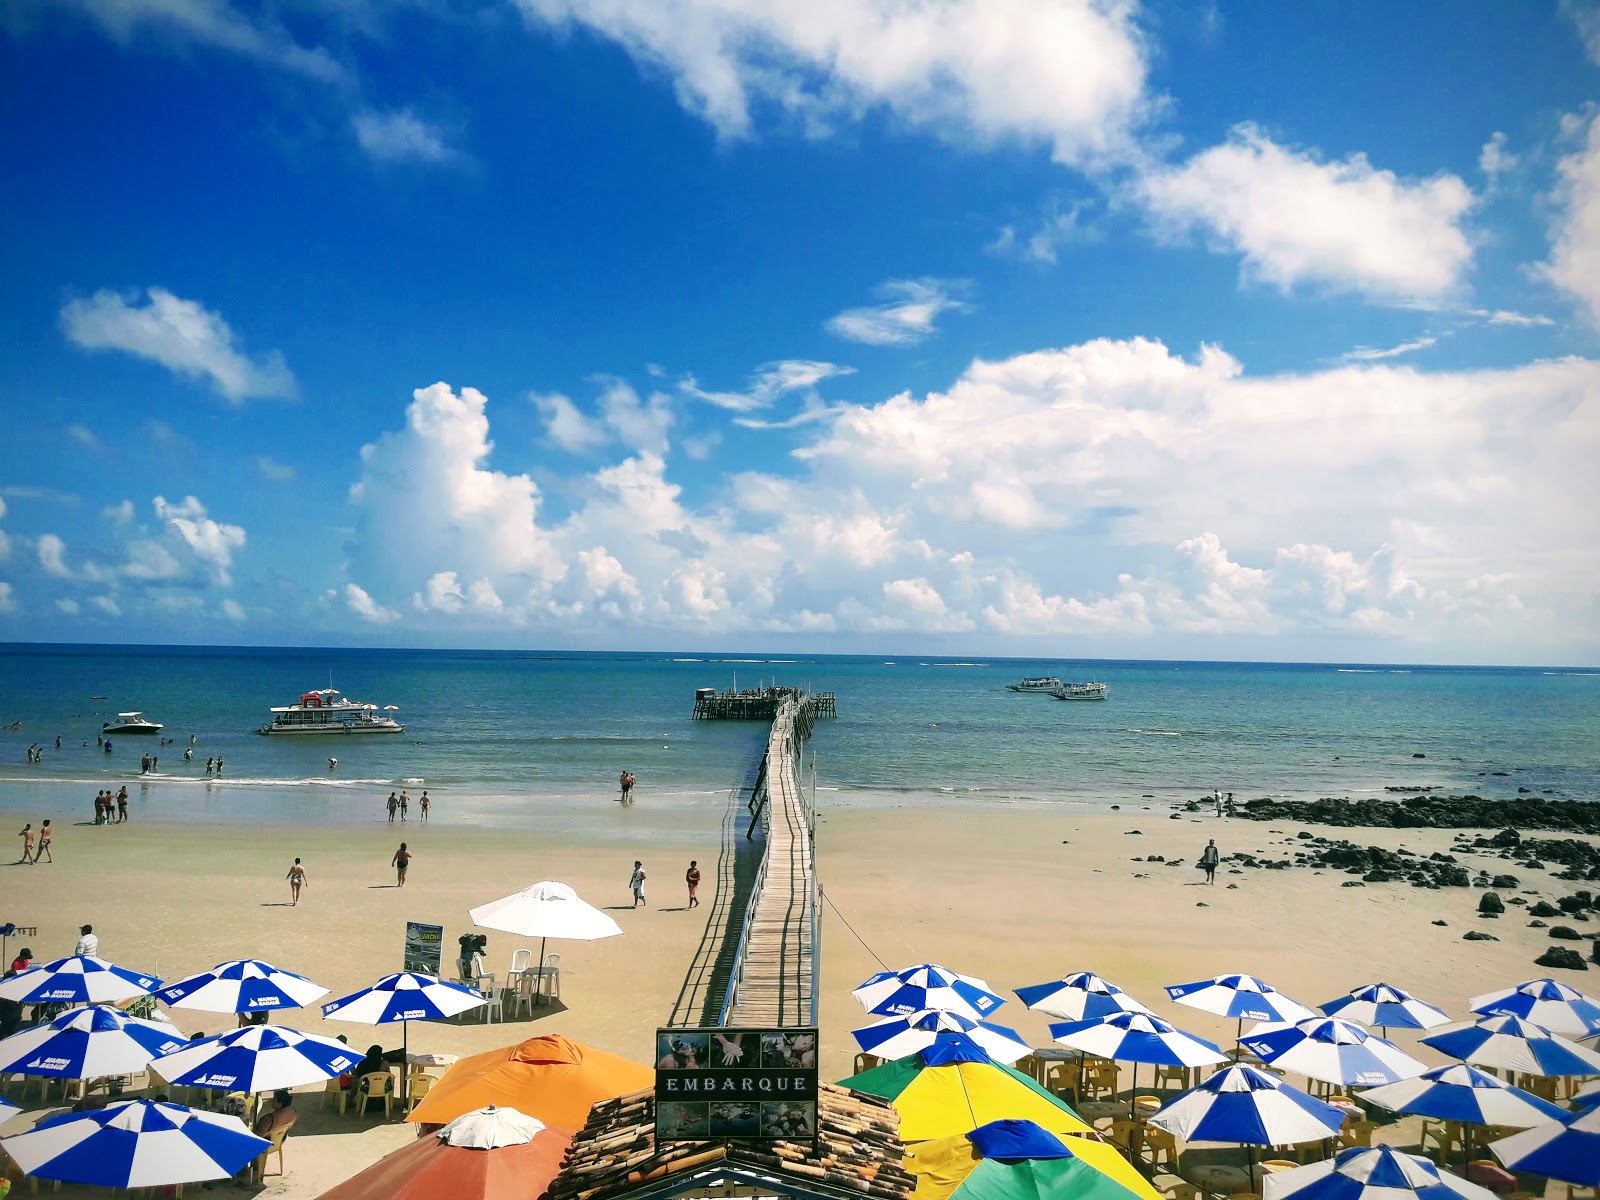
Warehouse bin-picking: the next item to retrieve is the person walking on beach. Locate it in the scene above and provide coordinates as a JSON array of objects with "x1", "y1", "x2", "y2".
[
  {"x1": 391, "y1": 842, "x2": 412, "y2": 887},
  {"x1": 37, "y1": 820, "x2": 52, "y2": 863},
  {"x1": 629, "y1": 860, "x2": 647, "y2": 907},
  {"x1": 399, "y1": 791, "x2": 409, "y2": 821},
  {"x1": 386, "y1": 792, "x2": 398, "y2": 823},
  {"x1": 1200, "y1": 838, "x2": 1220, "y2": 885},
  {"x1": 419, "y1": 791, "x2": 430, "y2": 821},
  {"x1": 17, "y1": 823, "x2": 34, "y2": 865},
  {"x1": 286, "y1": 858, "x2": 307, "y2": 905},
  {"x1": 685, "y1": 860, "x2": 701, "y2": 908}
]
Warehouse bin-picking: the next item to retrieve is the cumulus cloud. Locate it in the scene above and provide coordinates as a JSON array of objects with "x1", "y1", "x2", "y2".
[
  {"x1": 103, "y1": 499, "x2": 135, "y2": 524},
  {"x1": 89, "y1": 595, "x2": 121, "y2": 617},
  {"x1": 255, "y1": 456, "x2": 296, "y2": 482},
  {"x1": 533, "y1": 392, "x2": 608, "y2": 453},
  {"x1": 0, "y1": 583, "x2": 14, "y2": 614},
  {"x1": 1479, "y1": 131, "x2": 1518, "y2": 182},
  {"x1": 1543, "y1": 111, "x2": 1600, "y2": 326},
  {"x1": 343, "y1": 583, "x2": 400, "y2": 623},
  {"x1": 514, "y1": 0, "x2": 1149, "y2": 164},
  {"x1": 154, "y1": 494, "x2": 247, "y2": 585},
  {"x1": 221, "y1": 597, "x2": 246, "y2": 621},
  {"x1": 62, "y1": 287, "x2": 295, "y2": 402},
  {"x1": 55, "y1": 598, "x2": 78, "y2": 616},
  {"x1": 1565, "y1": 0, "x2": 1600, "y2": 65},
  {"x1": 988, "y1": 202, "x2": 1097, "y2": 264},
  {"x1": 826, "y1": 279, "x2": 969, "y2": 346},
  {"x1": 1138, "y1": 125, "x2": 1475, "y2": 303},
  {"x1": 38, "y1": 534, "x2": 72, "y2": 579},
  {"x1": 352, "y1": 108, "x2": 460, "y2": 164}
]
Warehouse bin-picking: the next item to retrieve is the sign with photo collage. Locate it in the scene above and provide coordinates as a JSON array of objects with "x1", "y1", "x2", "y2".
[{"x1": 655, "y1": 1027, "x2": 819, "y2": 1143}]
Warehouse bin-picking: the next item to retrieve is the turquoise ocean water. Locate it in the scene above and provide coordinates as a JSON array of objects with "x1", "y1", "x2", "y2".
[{"x1": 0, "y1": 644, "x2": 1595, "y2": 830}]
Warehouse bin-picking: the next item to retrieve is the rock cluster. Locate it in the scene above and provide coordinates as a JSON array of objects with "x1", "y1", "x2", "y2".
[{"x1": 1229, "y1": 796, "x2": 1600, "y2": 834}]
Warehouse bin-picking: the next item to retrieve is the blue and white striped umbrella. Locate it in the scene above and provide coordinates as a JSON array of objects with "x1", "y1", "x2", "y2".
[
  {"x1": 321, "y1": 971, "x2": 485, "y2": 1025},
  {"x1": 1319, "y1": 983, "x2": 1451, "y2": 1033},
  {"x1": 1420, "y1": 1014, "x2": 1600, "y2": 1077},
  {"x1": 1491, "y1": 1103, "x2": 1600, "y2": 1185},
  {"x1": 1015, "y1": 972, "x2": 1153, "y2": 1022},
  {"x1": 155, "y1": 959, "x2": 329, "y2": 1015},
  {"x1": 1243, "y1": 1018, "x2": 1425, "y2": 1087},
  {"x1": 1361, "y1": 1063, "x2": 1568, "y2": 1129},
  {"x1": 0, "y1": 955, "x2": 162, "y2": 1006},
  {"x1": 1575, "y1": 1078, "x2": 1600, "y2": 1111},
  {"x1": 0, "y1": 1099, "x2": 269, "y2": 1188},
  {"x1": 0, "y1": 1096, "x2": 19, "y2": 1125},
  {"x1": 1469, "y1": 977, "x2": 1600, "y2": 1039},
  {"x1": 152, "y1": 1024, "x2": 361, "y2": 1093},
  {"x1": 1051, "y1": 1010, "x2": 1229, "y2": 1067},
  {"x1": 1262, "y1": 1144, "x2": 1498, "y2": 1200},
  {"x1": 0, "y1": 1005, "x2": 186, "y2": 1079},
  {"x1": 852, "y1": 1008, "x2": 1033, "y2": 1065},
  {"x1": 1167, "y1": 974, "x2": 1318, "y2": 1026},
  {"x1": 852, "y1": 964, "x2": 1005, "y2": 1020},
  {"x1": 1149, "y1": 1064, "x2": 1346, "y2": 1146}
]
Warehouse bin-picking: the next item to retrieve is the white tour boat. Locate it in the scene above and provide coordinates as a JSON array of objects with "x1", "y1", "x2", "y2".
[
  {"x1": 1052, "y1": 681, "x2": 1109, "y2": 701},
  {"x1": 258, "y1": 689, "x2": 405, "y2": 735},
  {"x1": 1006, "y1": 676, "x2": 1063, "y2": 693},
  {"x1": 102, "y1": 712, "x2": 164, "y2": 735}
]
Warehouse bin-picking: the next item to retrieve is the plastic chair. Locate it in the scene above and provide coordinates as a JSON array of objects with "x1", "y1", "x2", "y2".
[
  {"x1": 322, "y1": 1076, "x2": 349, "y2": 1115},
  {"x1": 852, "y1": 1053, "x2": 882, "y2": 1075},
  {"x1": 511, "y1": 971, "x2": 537, "y2": 1019},
  {"x1": 533, "y1": 953, "x2": 561, "y2": 1003},
  {"x1": 1085, "y1": 1059, "x2": 1119, "y2": 1100},
  {"x1": 406, "y1": 1073, "x2": 437, "y2": 1114},
  {"x1": 1154, "y1": 1178, "x2": 1200, "y2": 1200},
  {"x1": 252, "y1": 1126, "x2": 289, "y2": 1182},
  {"x1": 352, "y1": 1071, "x2": 394, "y2": 1119},
  {"x1": 1338, "y1": 1121, "x2": 1375, "y2": 1150},
  {"x1": 1141, "y1": 1123, "x2": 1178, "y2": 1170},
  {"x1": 507, "y1": 948, "x2": 533, "y2": 981},
  {"x1": 1014, "y1": 1054, "x2": 1041, "y2": 1083},
  {"x1": 476, "y1": 976, "x2": 503, "y2": 1023},
  {"x1": 1046, "y1": 1062, "x2": 1081, "y2": 1101},
  {"x1": 1154, "y1": 1064, "x2": 1188, "y2": 1091}
]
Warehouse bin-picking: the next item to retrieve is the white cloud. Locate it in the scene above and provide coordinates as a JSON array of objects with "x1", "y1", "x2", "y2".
[
  {"x1": 103, "y1": 499, "x2": 135, "y2": 524},
  {"x1": 532, "y1": 391, "x2": 608, "y2": 453},
  {"x1": 825, "y1": 279, "x2": 968, "y2": 346},
  {"x1": 681, "y1": 359, "x2": 854, "y2": 412},
  {"x1": 38, "y1": 534, "x2": 72, "y2": 578},
  {"x1": 89, "y1": 595, "x2": 121, "y2": 617},
  {"x1": 255, "y1": 456, "x2": 296, "y2": 482},
  {"x1": 1565, "y1": 0, "x2": 1600, "y2": 65},
  {"x1": 1479, "y1": 131, "x2": 1518, "y2": 182},
  {"x1": 989, "y1": 202, "x2": 1096, "y2": 264},
  {"x1": 1138, "y1": 125, "x2": 1475, "y2": 303},
  {"x1": 61, "y1": 287, "x2": 295, "y2": 402},
  {"x1": 597, "y1": 378, "x2": 674, "y2": 453},
  {"x1": 55, "y1": 598, "x2": 78, "y2": 616},
  {"x1": 1337, "y1": 337, "x2": 1438, "y2": 363},
  {"x1": 1474, "y1": 309, "x2": 1555, "y2": 328},
  {"x1": 0, "y1": 583, "x2": 14, "y2": 614},
  {"x1": 122, "y1": 540, "x2": 182, "y2": 580},
  {"x1": 343, "y1": 583, "x2": 400, "y2": 624},
  {"x1": 221, "y1": 597, "x2": 246, "y2": 621},
  {"x1": 154, "y1": 494, "x2": 247, "y2": 585},
  {"x1": 1543, "y1": 111, "x2": 1600, "y2": 326},
  {"x1": 352, "y1": 109, "x2": 459, "y2": 165},
  {"x1": 67, "y1": 424, "x2": 102, "y2": 450},
  {"x1": 514, "y1": 0, "x2": 1150, "y2": 164}
]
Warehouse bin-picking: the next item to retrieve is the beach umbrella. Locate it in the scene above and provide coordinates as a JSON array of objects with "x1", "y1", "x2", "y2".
[
  {"x1": 1319, "y1": 983, "x2": 1451, "y2": 1036},
  {"x1": 839, "y1": 1033, "x2": 1091, "y2": 1142},
  {"x1": 154, "y1": 959, "x2": 329, "y2": 1016},
  {"x1": 0, "y1": 1098, "x2": 268, "y2": 1188},
  {"x1": 1362, "y1": 1062, "x2": 1569, "y2": 1170},
  {"x1": 1490, "y1": 1104, "x2": 1600, "y2": 1186},
  {"x1": 1575, "y1": 1078, "x2": 1600, "y2": 1110},
  {"x1": 852, "y1": 963, "x2": 1005, "y2": 1020},
  {"x1": 0, "y1": 1096, "x2": 19, "y2": 1125},
  {"x1": 0, "y1": 955, "x2": 161, "y2": 1006},
  {"x1": 1052, "y1": 1010, "x2": 1229, "y2": 1117},
  {"x1": 468, "y1": 881, "x2": 622, "y2": 999},
  {"x1": 1469, "y1": 977, "x2": 1600, "y2": 1039},
  {"x1": 1243, "y1": 1017, "x2": 1426, "y2": 1087},
  {"x1": 317, "y1": 1105, "x2": 573, "y2": 1200},
  {"x1": 1015, "y1": 971, "x2": 1154, "y2": 1022},
  {"x1": 152, "y1": 1024, "x2": 360, "y2": 1094},
  {"x1": 406, "y1": 1034, "x2": 653, "y2": 1129},
  {"x1": 322, "y1": 971, "x2": 485, "y2": 1103},
  {"x1": 0, "y1": 1005, "x2": 185, "y2": 1080},
  {"x1": 906, "y1": 1118, "x2": 1162, "y2": 1200},
  {"x1": 852, "y1": 1008, "x2": 1033, "y2": 1065},
  {"x1": 1167, "y1": 974, "x2": 1318, "y2": 1041},
  {"x1": 1420, "y1": 1014, "x2": 1600, "y2": 1077},
  {"x1": 1149, "y1": 1064, "x2": 1346, "y2": 1146},
  {"x1": 1261, "y1": 1144, "x2": 1498, "y2": 1200}
]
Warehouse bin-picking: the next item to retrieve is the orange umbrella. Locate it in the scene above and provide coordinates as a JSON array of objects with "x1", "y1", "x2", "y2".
[
  {"x1": 406, "y1": 1034, "x2": 652, "y2": 1129},
  {"x1": 317, "y1": 1110, "x2": 571, "y2": 1200}
]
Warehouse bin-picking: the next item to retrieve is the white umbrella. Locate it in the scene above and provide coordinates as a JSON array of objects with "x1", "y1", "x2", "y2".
[
  {"x1": 439, "y1": 1105, "x2": 546, "y2": 1148},
  {"x1": 469, "y1": 881, "x2": 622, "y2": 1000},
  {"x1": 1263, "y1": 1144, "x2": 1498, "y2": 1200},
  {"x1": 1490, "y1": 1104, "x2": 1600, "y2": 1186},
  {"x1": 852, "y1": 964, "x2": 1005, "y2": 1020}
]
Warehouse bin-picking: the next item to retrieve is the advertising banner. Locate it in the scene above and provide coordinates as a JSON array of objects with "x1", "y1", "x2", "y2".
[
  {"x1": 403, "y1": 921, "x2": 444, "y2": 975},
  {"x1": 655, "y1": 1027, "x2": 819, "y2": 1143}
]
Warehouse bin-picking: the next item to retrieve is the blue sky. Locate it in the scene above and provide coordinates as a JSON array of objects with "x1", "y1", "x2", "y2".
[{"x1": 1, "y1": 0, "x2": 1598, "y2": 663}]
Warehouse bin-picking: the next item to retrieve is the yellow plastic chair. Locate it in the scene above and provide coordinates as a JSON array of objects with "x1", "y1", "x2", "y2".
[
  {"x1": 1141, "y1": 1123, "x2": 1179, "y2": 1170},
  {"x1": 322, "y1": 1076, "x2": 350, "y2": 1115},
  {"x1": 852, "y1": 1053, "x2": 882, "y2": 1075},
  {"x1": 251, "y1": 1126, "x2": 290, "y2": 1183},
  {"x1": 406, "y1": 1072, "x2": 437, "y2": 1114},
  {"x1": 1014, "y1": 1054, "x2": 1042, "y2": 1084},
  {"x1": 1338, "y1": 1120, "x2": 1375, "y2": 1150},
  {"x1": 1046, "y1": 1061, "x2": 1082, "y2": 1101},
  {"x1": 351, "y1": 1071, "x2": 394, "y2": 1119},
  {"x1": 1154, "y1": 1064, "x2": 1188, "y2": 1091}
]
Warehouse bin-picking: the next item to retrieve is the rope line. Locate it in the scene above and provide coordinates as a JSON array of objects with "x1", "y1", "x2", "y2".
[{"x1": 822, "y1": 890, "x2": 888, "y2": 971}]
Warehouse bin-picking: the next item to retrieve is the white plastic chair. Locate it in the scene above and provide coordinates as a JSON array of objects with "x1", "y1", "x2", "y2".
[
  {"x1": 475, "y1": 973, "x2": 502, "y2": 1023},
  {"x1": 512, "y1": 970, "x2": 537, "y2": 1019},
  {"x1": 507, "y1": 948, "x2": 533, "y2": 982},
  {"x1": 533, "y1": 952, "x2": 561, "y2": 1003}
]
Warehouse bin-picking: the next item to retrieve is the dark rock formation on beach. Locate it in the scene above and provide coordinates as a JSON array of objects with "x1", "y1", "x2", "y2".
[
  {"x1": 1225, "y1": 838, "x2": 1472, "y2": 888},
  {"x1": 1534, "y1": 946, "x2": 1587, "y2": 970},
  {"x1": 1479, "y1": 893, "x2": 1505, "y2": 916},
  {"x1": 1230, "y1": 796, "x2": 1600, "y2": 834},
  {"x1": 1463, "y1": 931, "x2": 1498, "y2": 941}
]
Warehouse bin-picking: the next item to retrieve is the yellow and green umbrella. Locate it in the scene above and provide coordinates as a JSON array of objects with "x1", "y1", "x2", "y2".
[
  {"x1": 840, "y1": 1034, "x2": 1091, "y2": 1142},
  {"x1": 907, "y1": 1119, "x2": 1163, "y2": 1200}
]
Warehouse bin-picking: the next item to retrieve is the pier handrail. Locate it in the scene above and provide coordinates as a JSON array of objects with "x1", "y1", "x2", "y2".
[{"x1": 718, "y1": 812, "x2": 771, "y2": 1025}]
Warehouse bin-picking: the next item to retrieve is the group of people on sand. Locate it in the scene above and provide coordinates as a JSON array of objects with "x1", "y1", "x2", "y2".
[
  {"x1": 276, "y1": 842, "x2": 409, "y2": 904},
  {"x1": 628, "y1": 858, "x2": 701, "y2": 908},
  {"x1": 93, "y1": 787, "x2": 129, "y2": 825},
  {"x1": 385, "y1": 790, "x2": 430, "y2": 822},
  {"x1": 15, "y1": 821, "x2": 53, "y2": 864}
]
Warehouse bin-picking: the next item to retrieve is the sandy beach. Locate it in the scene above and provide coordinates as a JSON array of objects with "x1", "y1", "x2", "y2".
[{"x1": 3, "y1": 795, "x2": 1597, "y2": 1197}]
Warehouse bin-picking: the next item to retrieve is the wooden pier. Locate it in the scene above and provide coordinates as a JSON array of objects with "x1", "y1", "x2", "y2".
[{"x1": 692, "y1": 684, "x2": 836, "y2": 721}]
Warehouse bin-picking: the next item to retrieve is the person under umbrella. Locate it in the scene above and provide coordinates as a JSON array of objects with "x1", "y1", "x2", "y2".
[
  {"x1": 1361, "y1": 1062, "x2": 1568, "y2": 1171},
  {"x1": 1319, "y1": 983, "x2": 1451, "y2": 1038},
  {"x1": 1167, "y1": 973, "x2": 1318, "y2": 1045},
  {"x1": 1468, "y1": 977, "x2": 1600, "y2": 1040},
  {"x1": 1420, "y1": 1013, "x2": 1600, "y2": 1080},
  {"x1": 1015, "y1": 972, "x2": 1154, "y2": 1022},
  {"x1": 1242, "y1": 1017, "x2": 1426, "y2": 1089},
  {"x1": 853, "y1": 963, "x2": 1006, "y2": 1021},
  {"x1": 853, "y1": 1008, "x2": 1033, "y2": 1065},
  {"x1": 468, "y1": 881, "x2": 622, "y2": 1005},
  {"x1": 154, "y1": 959, "x2": 328, "y2": 1019},
  {"x1": 322, "y1": 971, "x2": 485, "y2": 1106},
  {"x1": 0, "y1": 1098, "x2": 268, "y2": 1190},
  {"x1": 1490, "y1": 1103, "x2": 1600, "y2": 1187},
  {"x1": 1262, "y1": 1144, "x2": 1498, "y2": 1200},
  {"x1": 1050, "y1": 1010, "x2": 1229, "y2": 1119}
]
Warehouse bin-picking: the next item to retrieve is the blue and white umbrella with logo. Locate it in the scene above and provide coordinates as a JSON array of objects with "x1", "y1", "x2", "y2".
[
  {"x1": 1149, "y1": 1064, "x2": 1347, "y2": 1147},
  {"x1": 321, "y1": 971, "x2": 485, "y2": 1101},
  {"x1": 1319, "y1": 983, "x2": 1451, "y2": 1035},
  {"x1": 1361, "y1": 1062, "x2": 1568, "y2": 1129},
  {"x1": 152, "y1": 1024, "x2": 360, "y2": 1093},
  {"x1": 1167, "y1": 974, "x2": 1318, "y2": 1041},
  {"x1": 1015, "y1": 972, "x2": 1153, "y2": 1022},
  {"x1": 1262, "y1": 1144, "x2": 1498, "y2": 1200},
  {"x1": 155, "y1": 959, "x2": 329, "y2": 1016},
  {"x1": 1490, "y1": 1103, "x2": 1600, "y2": 1186},
  {"x1": 1052, "y1": 1010, "x2": 1229, "y2": 1117},
  {"x1": 1243, "y1": 1018, "x2": 1425, "y2": 1087},
  {"x1": 853, "y1": 964, "x2": 1006, "y2": 1020},
  {"x1": 852, "y1": 1008, "x2": 1033, "y2": 1065},
  {"x1": 1469, "y1": 978, "x2": 1600, "y2": 1039},
  {"x1": 0, "y1": 955, "x2": 161, "y2": 1006},
  {"x1": 0, "y1": 1005, "x2": 185, "y2": 1079},
  {"x1": 1420, "y1": 1013, "x2": 1600, "y2": 1077},
  {"x1": 0, "y1": 1099, "x2": 268, "y2": 1188}
]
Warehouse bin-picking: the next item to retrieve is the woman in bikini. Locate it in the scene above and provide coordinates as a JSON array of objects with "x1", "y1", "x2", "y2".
[
  {"x1": 36, "y1": 820, "x2": 52, "y2": 863},
  {"x1": 286, "y1": 858, "x2": 307, "y2": 905},
  {"x1": 391, "y1": 842, "x2": 411, "y2": 887},
  {"x1": 17, "y1": 823, "x2": 34, "y2": 865}
]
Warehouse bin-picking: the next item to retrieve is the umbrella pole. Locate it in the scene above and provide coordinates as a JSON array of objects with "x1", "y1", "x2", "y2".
[
  {"x1": 538, "y1": 936, "x2": 548, "y2": 1006},
  {"x1": 400, "y1": 1021, "x2": 409, "y2": 1109}
]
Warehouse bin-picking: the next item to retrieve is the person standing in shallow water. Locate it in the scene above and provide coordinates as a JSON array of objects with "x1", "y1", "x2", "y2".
[
  {"x1": 419, "y1": 791, "x2": 430, "y2": 821},
  {"x1": 386, "y1": 793, "x2": 398, "y2": 823},
  {"x1": 1201, "y1": 838, "x2": 1220, "y2": 885},
  {"x1": 286, "y1": 858, "x2": 307, "y2": 905},
  {"x1": 392, "y1": 842, "x2": 411, "y2": 887}
]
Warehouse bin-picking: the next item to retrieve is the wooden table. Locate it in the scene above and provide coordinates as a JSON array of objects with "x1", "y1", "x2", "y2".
[{"x1": 1188, "y1": 1164, "x2": 1254, "y2": 1195}]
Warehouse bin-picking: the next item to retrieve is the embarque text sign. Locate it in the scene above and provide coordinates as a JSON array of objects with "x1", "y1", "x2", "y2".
[{"x1": 655, "y1": 1027, "x2": 818, "y2": 1142}]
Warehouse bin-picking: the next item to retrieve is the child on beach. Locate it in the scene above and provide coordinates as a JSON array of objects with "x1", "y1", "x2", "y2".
[
  {"x1": 686, "y1": 860, "x2": 701, "y2": 908},
  {"x1": 392, "y1": 843, "x2": 412, "y2": 887},
  {"x1": 286, "y1": 858, "x2": 307, "y2": 905},
  {"x1": 630, "y1": 861, "x2": 647, "y2": 907}
]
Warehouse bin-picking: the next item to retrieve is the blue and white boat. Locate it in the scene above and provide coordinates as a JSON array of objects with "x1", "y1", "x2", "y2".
[{"x1": 1006, "y1": 677, "x2": 1062, "y2": 693}]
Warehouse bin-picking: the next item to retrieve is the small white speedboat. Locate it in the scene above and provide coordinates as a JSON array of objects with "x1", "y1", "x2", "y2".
[{"x1": 102, "y1": 712, "x2": 164, "y2": 734}]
